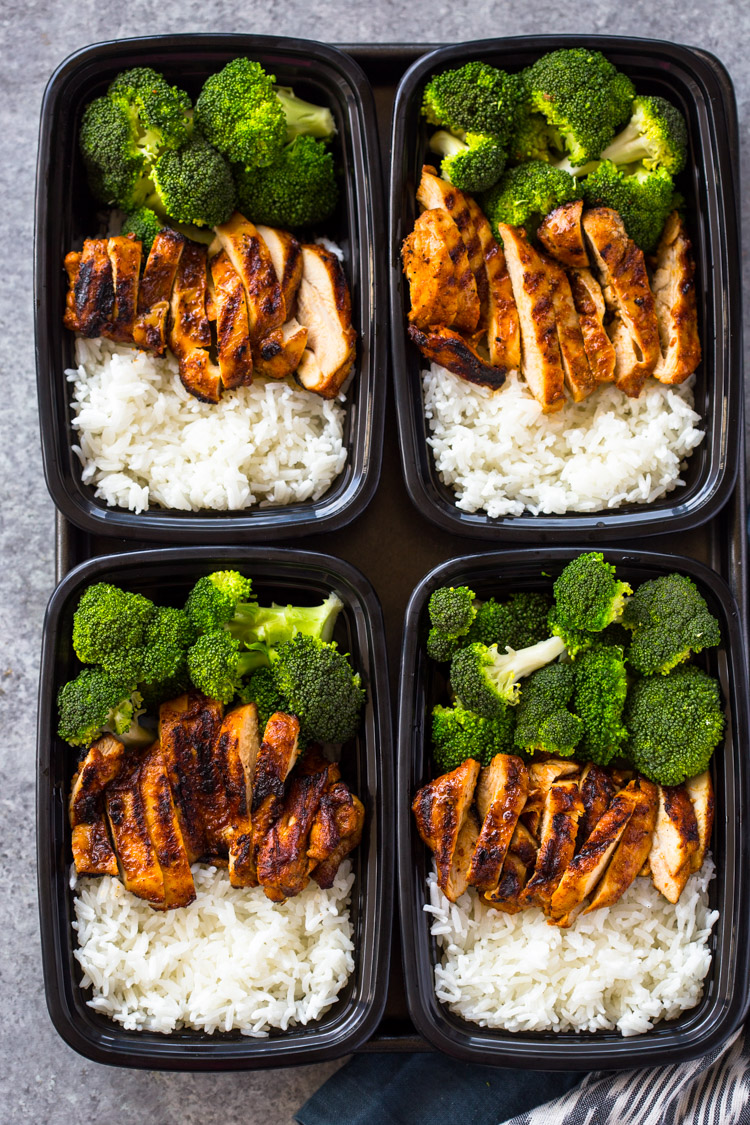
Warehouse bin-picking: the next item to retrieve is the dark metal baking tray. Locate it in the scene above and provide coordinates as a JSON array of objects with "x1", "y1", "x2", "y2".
[{"x1": 48, "y1": 43, "x2": 747, "y2": 1057}]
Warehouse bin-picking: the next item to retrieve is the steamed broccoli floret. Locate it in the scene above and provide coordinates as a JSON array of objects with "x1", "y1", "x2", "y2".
[
  {"x1": 238, "y1": 666, "x2": 291, "y2": 733},
  {"x1": 582, "y1": 161, "x2": 675, "y2": 251},
  {"x1": 622, "y1": 574, "x2": 721, "y2": 676},
  {"x1": 469, "y1": 592, "x2": 552, "y2": 651},
  {"x1": 481, "y1": 161, "x2": 582, "y2": 240},
  {"x1": 107, "y1": 68, "x2": 192, "y2": 156},
  {"x1": 57, "y1": 668, "x2": 152, "y2": 748},
  {"x1": 623, "y1": 665, "x2": 724, "y2": 785},
  {"x1": 426, "y1": 585, "x2": 477, "y2": 662},
  {"x1": 599, "y1": 95, "x2": 687, "y2": 176},
  {"x1": 513, "y1": 662, "x2": 584, "y2": 757},
  {"x1": 522, "y1": 49, "x2": 635, "y2": 167},
  {"x1": 431, "y1": 703, "x2": 516, "y2": 772},
  {"x1": 184, "y1": 571, "x2": 254, "y2": 634},
  {"x1": 548, "y1": 553, "x2": 632, "y2": 655},
  {"x1": 422, "y1": 62, "x2": 522, "y2": 141},
  {"x1": 450, "y1": 636, "x2": 567, "y2": 717},
  {"x1": 226, "y1": 591, "x2": 343, "y2": 647},
  {"x1": 121, "y1": 206, "x2": 164, "y2": 253},
  {"x1": 134, "y1": 605, "x2": 196, "y2": 705},
  {"x1": 508, "y1": 104, "x2": 560, "y2": 164},
  {"x1": 72, "y1": 582, "x2": 155, "y2": 669},
  {"x1": 148, "y1": 135, "x2": 236, "y2": 227},
  {"x1": 186, "y1": 631, "x2": 268, "y2": 705},
  {"x1": 428, "y1": 129, "x2": 507, "y2": 193},
  {"x1": 268, "y1": 634, "x2": 365, "y2": 743},
  {"x1": 426, "y1": 628, "x2": 463, "y2": 664},
  {"x1": 571, "y1": 644, "x2": 628, "y2": 765},
  {"x1": 233, "y1": 135, "x2": 338, "y2": 228}
]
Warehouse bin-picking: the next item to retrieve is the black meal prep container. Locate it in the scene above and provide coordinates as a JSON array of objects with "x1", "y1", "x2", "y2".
[
  {"x1": 397, "y1": 547, "x2": 750, "y2": 1069},
  {"x1": 35, "y1": 35, "x2": 386, "y2": 542},
  {"x1": 37, "y1": 547, "x2": 393, "y2": 1069},
  {"x1": 389, "y1": 37, "x2": 742, "y2": 542}
]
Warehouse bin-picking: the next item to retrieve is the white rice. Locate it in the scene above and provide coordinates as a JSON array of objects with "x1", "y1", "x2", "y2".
[
  {"x1": 423, "y1": 364, "x2": 705, "y2": 518},
  {"x1": 66, "y1": 337, "x2": 348, "y2": 514},
  {"x1": 425, "y1": 857, "x2": 717, "y2": 1037},
  {"x1": 72, "y1": 861, "x2": 355, "y2": 1036}
]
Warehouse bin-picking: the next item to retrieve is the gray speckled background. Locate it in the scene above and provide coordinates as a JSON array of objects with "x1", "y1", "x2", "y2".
[{"x1": 2, "y1": 3, "x2": 747, "y2": 1122}]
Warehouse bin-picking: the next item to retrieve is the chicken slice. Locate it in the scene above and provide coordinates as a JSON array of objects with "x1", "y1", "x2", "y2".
[
  {"x1": 568, "y1": 268, "x2": 616, "y2": 384},
  {"x1": 684, "y1": 771, "x2": 714, "y2": 873},
  {"x1": 310, "y1": 785, "x2": 365, "y2": 889},
  {"x1": 402, "y1": 207, "x2": 481, "y2": 333},
  {"x1": 468, "y1": 754, "x2": 529, "y2": 892},
  {"x1": 446, "y1": 809, "x2": 481, "y2": 901},
  {"x1": 577, "y1": 763, "x2": 617, "y2": 847},
  {"x1": 213, "y1": 213, "x2": 285, "y2": 340},
  {"x1": 496, "y1": 224, "x2": 566, "y2": 412},
  {"x1": 257, "y1": 760, "x2": 330, "y2": 901},
  {"x1": 106, "y1": 235, "x2": 141, "y2": 342},
  {"x1": 72, "y1": 239, "x2": 115, "y2": 338},
  {"x1": 412, "y1": 758, "x2": 481, "y2": 902},
  {"x1": 651, "y1": 211, "x2": 701, "y2": 384},
  {"x1": 523, "y1": 759, "x2": 581, "y2": 838},
  {"x1": 416, "y1": 167, "x2": 489, "y2": 318},
  {"x1": 306, "y1": 754, "x2": 347, "y2": 876},
  {"x1": 465, "y1": 196, "x2": 521, "y2": 371},
  {"x1": 69, "y1": 734, "x2": 125, "y2": 876},
  {"x1": 158, "y1": 692, "x2": 224, "y2": 863},
  {"x1": 295, "y1": 244, "x2": 357, "y2": 397},
  {"x1": 408, "y1": 325, "x2": 506, "y2": 389},
  {"x1": 586, "y1": 777, "x2": 659, "y2": 911},
  {"x1": 63, "y1": 251, "x2": 82, "y2": 332},
  {"x1": 547, "y1": 788, "x2": 635, "y2": 926},
  {"x1": 255, "y1": 225, "x2": 303, "y2": 319},
  {"x1": 133, "y1": 229, "x2": 185, "y2": 355},
  {"x1": 484, "y1": 822, "x2": 538, "y2": 913},
  {"x1": 105, "y1": 748, "x2": 166, "y2": 907},
  {"x1": 547, "y1": 260, "x2": 597, "y2": 401},
  {"x1": 582, "y1": 207, "x2": 660, "y2": 397},
  {"x1": 252, "y1": 318, "x2": 308, "y2": 379},
  {"x1": 519, "y1": 781, "x2": 584, "y2": 909},
  {"x1": 208, "y1": 249, "x2": 253, "y2": 388},
  {"x1": 538, "y1": 201, "x2": 589, "y2": 269},
  {"x1": 139, "y1": 744, "x2": 196, "y2": 909},
  {"x1": 168, "y1": 240, "x2": 221, "y2": 403},
  {"x1": 649, "y1": 784, "x2": 700, "y2": 903}
]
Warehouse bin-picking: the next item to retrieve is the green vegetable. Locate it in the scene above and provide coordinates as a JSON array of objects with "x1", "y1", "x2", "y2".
[
  {"x1": 422, "y1": 62, "x2": 522, "y2": 141},
  {"x1": 428, "y1": 129, "x2": 508, "y2": 193},
  {"x1": 121, "y1": 206, "x2": 164, "y2": 253},
  {"x1": 72, "y1": 582, "x2": 155, "y2": 670},
  {"x1": 148, "y1": 135, "x2": 236, "y2": 227},
  {"x1": 599, "y1": 95, "x2": 687, "y2": 176},
  {"x1": 513, "y1": 662, "x2": 583, "y2": 757},
  {"x1": 468, "y1": 592, "x2": 551, "y2": 651},
  {"x1": 233, "y1": 135, "x2": 338, "y2": 229},
  {"x1": 508, "y1": 104, "x2": 559, "y2": 165},
  {"x1": 431, "y1": 703, "x2": 516, "y2": 771},
  {"x1": 186, "y1": 630, "x2": 268, "y2": 705},
  {"x1": 425, "y1": 585, "x2": 477, "y2": 663},
  {"x1": 481, "y1": 161, "x2": 582, "y2": 240},
  {"x1": 623, "y1": 665, "x2": 724, "y2": 785},
  {"x1": 238, "y1": 667, "x2": 291, "y2": 733},
  {"x1": 57, "y1": 668, "x2": 152, "y2": 748},
  {"x1": 226, "y1": 591, "x2": 343, "y2": 647},
  {"x1": 622, "y1": 574, "x2": 721, "y2": 676},
  {"x1": 184, "y1": 571, "x2": 254, "y2": 634},
  {"x1": 268, "y1": 634, "x2": 365, "y2": 743},
  {"x1": 547, "y1": 553, "x2": 632, "y2": 655},
  {"x1": 425, "y1": 629, "x2": 463, "y2": 664},
  {"x1": 582, "y1": 161, "x2": 675, "y2": 251},
  {"x1": 571, "y1": 644, "x2": 628, "y2": 765},
  {"x1": 450, "y1": 636, "x2": 566, "y2": 718},
  {"x1": 107, "y1": 67, "x2": 192, "y2": 156}
]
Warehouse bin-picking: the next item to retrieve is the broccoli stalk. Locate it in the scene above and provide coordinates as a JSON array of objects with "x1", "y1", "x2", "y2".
[
  {"x1": 431, "y1": 703, "x2": 516, "y2": 772},
  {"x1": 57, "y1": 668, "x2": 153, "y2": 748},
  {"x1": 622, "y1": 573, "x2": 721, "y2": 676},
  {"x1": 226, "y1": 592, "x2": 343, "y2": 647},
  {"x1": 513, "y1": 662, "x2": 584, "y2": 757},
  {"x1": 275, "y1": 86, "x2": 336, "y2": 141},
  {"x1": 450, "y1": 636, "x2": 567, "y2": 717}
]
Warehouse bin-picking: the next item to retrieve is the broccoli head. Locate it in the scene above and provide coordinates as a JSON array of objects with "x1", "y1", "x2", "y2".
[
  {"x1": 622, "y1": 573, "x2": 721, "y2": 676},
  {"x1": 450, "y1": 635, "x2": 567, "y2": 717},
  {"x1": 149, "y1": 135, "x2": 236, "y2": 227},
  {"x1": 431, "y1": 703, "x2": 516, "y2": 772},
  {"x1": 428, "y1": 129, "x2": 507, "y2": 193},
  {"x1": 186, "y1": 630, "x2": 268, "y2": 705},
  {"x1": 268, "y1": 634, "x2": 365, "y2": 743},
  {"x1": 572, "y1": 644, "x2": 628, "y2": 765},
  {"x1": 422, "y1": 62, "x2": 522, "y2": 142},
  {"x1": 582, "y1": 161, "x2": 675, "y2": 251},
  {"x1": 508, "y1": 104, "x2": 559, "y2": 164},
  {"x1": 481, "y1": 161, "x2": 582, "y2": 240},
  {"x1": 57, "y1": 668, "x2": 151, "y2": 748},
  {"x1": 513, "y1": 662, "x2": 584, "y2": 757},
  {"x1": 468, "y1": 592, "x2": 552, "y2": 651},
  {"x1": 426, "y1": 628, "x2": 463, "y2": 664},
  {"x1": 233, "y1": 135, "x2": 338, "y2": 229},
  {"x1": 522, "y1": 49, "x2": 635, "y2": 166},
  {"x1": 72, "y1": 582, "x2": 155, "y2": 668},
  {"x1": 623, "y1": 665, "x2": 724, "y2": 785},
  {"x1": 238, "y1": 667, "x2": 291, "y2": 733},
  {"x1": 121, "y1": 206, "x2": 164, "y2": 254},
  {"x1": 599, "y1": 94, "x2": 687, "y2": 176},
  {"x1": 428, "y1": 586, "x2": 477, "y2": 637},
  {"x1": 184, "y1": 571, "x2": 254, "y2": 634},
  {"x1": 79, "y1": 96, "x2": 150, "y2": 208},
  {"x1": 108, "y1": 67, "x2": 192, "y2": 158},
  {"x1": 548, "y1": 553, "x2": 632, "y2": 654}
]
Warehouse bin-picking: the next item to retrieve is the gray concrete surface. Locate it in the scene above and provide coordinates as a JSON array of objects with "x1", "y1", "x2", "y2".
[{"x1": 1, "y1": 2, "x2": 748, "y2": 1122}]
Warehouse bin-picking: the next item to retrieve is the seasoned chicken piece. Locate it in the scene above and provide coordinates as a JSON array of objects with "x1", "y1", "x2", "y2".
[
  {"x1": 484, "y1": 822, "x2": 537, "y2": 913},
  {"x1": 295, "y1": 244, "x2": 358, "y2": 397},
  {"x1": 139, "y1": 744, "x2": 196, "y2": 909},
  {"x1": 168, "y1": 240, "x2": 221, "y2": 403},
  {"x1": 72, "y1": 239, "x2": 115, "y2": 338},
  {"x1": 465, "y1": 196, "x2": 521, "y2": 370},
  {"x1": 133, "y1": 229, "x2": 185, "y2": 355},
  {"x1": 306, "y1": 754, "x2": 347, "y2": 876},
  {"x1": 586, "y1": 777, "x2": 659, "y2": 911},
  {"x1": 208, "y1": 249, "x2": 253, "y2": 388},
  {"x1": 408, "y1": 325, "x2": 506, "y2": 389},
  {"x1": 651, "y1": 211, "x2": 701, "y2": 384},
  {"x1": 548, "y1": 789, "x2": 635, "y2": 926},
  {"x1": 538, "y1": 201, "x2": 589, "y2": 269},
  {"x1": 69, "y1": 734, "x2": 125, "y2": 876},
  {"x1": 445, "y1": 809, "x2": 481, "y2": 901},
  {"x1": 258, "y1": 760, "x2": 330, "y2": 901},
  {"x1": 582, "y1": 207, "x2": 660, "y2": 397},
  {"x1": 650, "y1": 784, "x2": 700, "y2": 903},
  {"x1": 519, "y1": 781, "x2": 584, "y2": 909},
  {"x1": 568, "y1": 268, "x2": 616, "y2": 383},
  {"x1": 684, "y1": 771, "x2": 714, "y2": 872},
  {"x1": 547, "y1": 260, "x2": 597, "y2": 401},
  {"x1": 105, "y1": 748, "x2": 166, "y2": 907},
  {"x1": 106, "y1": 235, "x2": 141, "y2": 342},
  {"x1": 208, "y1": 704, "x2": 262, "y2": 886},
  {"x1": 256, "y1": 225, "x2": 303, "y2": 319},
  {"x1": 468, "y1": 755, "x2": 529, "y2": 892},
  {"x1": 213, "y1": 213, "x2": 285, "y2": 340},
  {"x1": 416, "y1": 167, "x2": 488, "y2": 318},
  {"x1": 496, "y1": 224, "x2": 566, "y2": 412},
  {"x1": 63, "y1": 251, "x2": 82, "y2": 332},
  {"x1": 159, "y1": 692, "x2": 224, "y2": 863},
  {"x1": 402, "y1": 207, "x2": 481, "y2": 333},
  {"x1": 523, "y1": 759, "x2": 581, "y2": 838},
  {"x1": 577, "y1": 763, "x2": 617, "y2": 847},
  {"x1": 310, "y1": 785, "x2": 365, "y2": 889},
  {"x1": 412, "y1": 758, "x2": 481, "y2": 902},
  {"x1": 252, "y1": 318, "x2": 308, "y2": 379}
]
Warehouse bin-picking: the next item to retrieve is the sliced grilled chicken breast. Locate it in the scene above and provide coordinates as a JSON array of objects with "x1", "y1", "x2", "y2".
[
  {"x1": 105, "y1": 748, "x2": 166, "y2": 907},
  {"x1": 547, "y1": 260, "x2": 597, "y2": 401},
  {"x1": 412, "y1": 758, "x2": 481, "y2": 902},
  {"x1": 106, "y1": 235, "x2": 141, "y2": 342},
  {"x1": 256, "y1": 224, "x2": 303, "y2": 319},
  {"x1": 523, "y1": 759, "x2": 581, "y2": 838},
  {"x1": 402, "y1": 207, "x2": 480, "y2": 332},
  {"x1": 208, "y1": 248, "x2": 253, "y2": 388},
  {"x1": 465, "y1": 196, "x2": 521, "y2": 370},
  {"x1": 133, "y1": 229, "x2": 185, "y2": 355},
  {"x1": 257, "y1": 760, "x2": 330, "y2": 901},
  {"x1": 586, "y1": 777, "x2": 659, "y2": 911},
  {"x1": 408, "y1": 324, "x2": 506, "y2": 389},
  {"x1": 253, "y1": 318, "x2": 308, "y2": 379},
  {"x1": 73, "y1": 239, "x2": 115, "y2": 338},
  {"x1": 468, "y1": 754, "x2": 529, "y2": 892},
  {"x1": 310, "y1": 787, "x2": 365, "y2": 889},
  {"x1": 577, "y1": 763, "x2": 617, "y2": 847},
  {"x1": 213, "y1": 213, "x2": 285, "y2": 340},
  {"x1": 568, "y1": 268, "x2": 616, "y2": 383},
  {"x1": 295, "y1": 244, "x2": 357, "y2": 397},
  {"x1": 139, "y1": 744, "x2": 196, "y2": 909},
  {"x1": 69, "y1": 734, "x2": 125, "y2": 876},
  {"x1": 519, "y1": 781, "x2": 584, "y2": 909},
  {"x1": 168, "y1": 240, "x2": 221, "y2": 403},
  {"x1": 445, "y1": 809, "x2": 481, "y2": 901},
  {"x1": 538, "y1": 201, "x2": 589, "y2": 268},
  {"x1": 484, "y1": 822, "x2": 538, "y2": 912},
  {"x1": 63, "y1": 251, "x2": 82, "y2": 331},
  {"x1": 684, "y1": 771, "x2": 714, "y2": 873},
  {"x1": 158, "y1": 692, "x2": 224, "y2": 863},
  {"x1": 416, "y1": 167, "x2": 489, "y2": 318},
  {"x1": 496, "y1": 224, "x2": 566, "y2": 412},
  {"x1": 650, "y1": 784, "x2": 700, "y2": 903},
  {"x1": 651, "y1": 211, "x2": 701, "y2": 384}
]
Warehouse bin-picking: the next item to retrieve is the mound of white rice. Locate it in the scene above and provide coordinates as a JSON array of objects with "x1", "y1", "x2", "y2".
[
  {"x1": 423, "y1": 365, "x2": 705, "y2": 518},
  {"x1": 72, "y1": 862, "x2": 355, "y2": 1036},
  {"x1": 66, "y1": 337, "x2": 348, "y2": 513},
  {"x1": 425, "y1": 858, "x2": 717, "y2": 1036}
]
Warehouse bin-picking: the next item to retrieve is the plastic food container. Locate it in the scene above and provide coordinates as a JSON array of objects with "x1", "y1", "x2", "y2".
[
  {"x1": 37, "y1": 546, "x2": 393, "y2": 1069},
  {"x1": 397, "y1": 547, "x2": 750, "y2": 1068},
  {"x1": 389, "y1": 36, "x2": 741, "y2": 541},
  {"x1": 35, "y1": 35, "x2": 385, "y2": 542}
]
